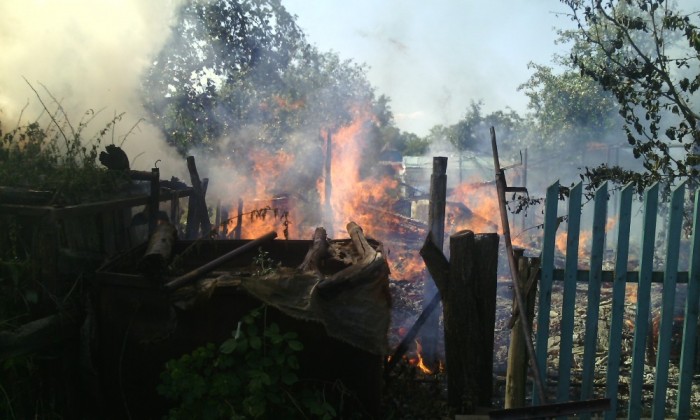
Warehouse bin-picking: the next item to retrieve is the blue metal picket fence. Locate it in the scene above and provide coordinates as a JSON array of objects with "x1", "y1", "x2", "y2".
[{"x1": 532, "y1": 180, "x2": 700, "y2": 419}]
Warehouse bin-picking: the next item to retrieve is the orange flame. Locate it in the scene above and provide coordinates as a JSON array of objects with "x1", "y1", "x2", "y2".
[{"x1": 413, "y1": 339, "x2": 433, "y2": 374}]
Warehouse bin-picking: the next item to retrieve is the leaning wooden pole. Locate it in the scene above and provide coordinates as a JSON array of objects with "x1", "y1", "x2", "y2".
[
  {"x1": 505, "y1": 251, "x2": 539, "y2": 408},
  {"x1": 491, "y1": 127, "x2": 547, "y2": 403},
  {"x1": 164, "y1": 231, "x2": 277, "y2": 291},
  {"x1": 421, "y1": 156, "x2": 447, "y2": 369}
]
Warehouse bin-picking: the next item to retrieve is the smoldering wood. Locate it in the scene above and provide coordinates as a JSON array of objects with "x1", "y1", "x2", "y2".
[
  {"x1": 298, "y1": 227, "x2": 331, "y2": 275},
  {"x1": 138, "y1": 222, "x2": 177, "y2": 278},
  {"x1": 315, "y1": 222, "x2": 390, "y2": 296},
  {"x1": 0, "y1": 313, "x2": 79, "y2": 360},
  {"x1": 420, "y1": 230, "x2": 499, "y2": 413},
  {"x1": 164, "y1": 230, "x2": 277, "y2": 292},
  {"x1": 384, "y1": 285, "x2": 442, "y2": 379}
]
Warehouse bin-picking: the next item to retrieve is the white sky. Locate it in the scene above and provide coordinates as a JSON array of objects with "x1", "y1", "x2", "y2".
[{"x1": 283, "y1": 0, "x2": 576, "y2": 136}]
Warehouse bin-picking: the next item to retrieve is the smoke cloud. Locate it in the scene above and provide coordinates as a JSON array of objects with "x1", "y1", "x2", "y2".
[{"x1": 0, "y1": 0, "x2": 185, "y2": 176}]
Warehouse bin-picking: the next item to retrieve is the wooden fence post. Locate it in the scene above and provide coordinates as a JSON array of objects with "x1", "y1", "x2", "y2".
[
  {"x1": 505, "y1": 251, "x2": 539, "y2": 408},
  {"x1": 148, "y1": 168, "x2": 159, "y2": 235},
  {"x1": 421, "y1": 156, "x2": 447, "y2": 369},
  {"x1": 421, "y1": 230, "x2": 499, "y2": 413},
  {"x1": 185, "y1": 156, "x2": 211, "y2": 239}
]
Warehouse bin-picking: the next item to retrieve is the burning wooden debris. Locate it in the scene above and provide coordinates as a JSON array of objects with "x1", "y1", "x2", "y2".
[{"x1": 95, "y1": 221, "x2": 391, "y2": 418}]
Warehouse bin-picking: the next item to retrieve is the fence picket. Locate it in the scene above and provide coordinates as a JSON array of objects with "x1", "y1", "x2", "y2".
[
  {"x1": 533, "y1": 181, "x2": 560, "y2": 406},
  {"x1": 652, "y1": 181, "x2": 686, "y2": 418},
  {"x1": 530, "y1": 181, "x2": 700, "y2": 417},
  {"x1": 581, "y1": 182, "x2": 608, "y2": 407},
  {"x1": 676, "y1": 190, "x2": 700, "y2": 418},
  {"x1": 557, "y1": 182, "x2": 582, "y2": 404},
  {"x1": 604, "y1": 183, "x2": 634, "y2": 420},
  {"x1": 628, "y1": 183, "x2": 659, "y2": 420}
]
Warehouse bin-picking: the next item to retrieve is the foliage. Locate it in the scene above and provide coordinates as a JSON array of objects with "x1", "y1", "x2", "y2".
[
  {"x1": 519, "y1": 61, "x2": 621, "y2": 152},
  {"x1": 424, "y1": 101, "x2": 525, "y2": 156},
  {"x1": 561, "y1": 0, "x2": 700, "y2": 191},
  {"x1": 0, "y1": 216, "x2": 36, "y2": 326},
  {"x1": 252, "y1": 246, "x2": 279, "y2": 276},
  {"x1": 368, "y1": 95, "x2": 431, "y2": 156},
  {"x1": 144, "y1": 0, "x2": 378, "y2": 164},
  {"x1": 0, "y1": 90, "x2": 131, "y2": 204},
  {"x1": 158, "y1": 305, "x2": 339, "y2": 419},
  {"x1": 144, "y1": 0, "x2": 305, "y2": 153},
  {"x1": 398, "y1": 132, "x2": 429, "y2": 156}
]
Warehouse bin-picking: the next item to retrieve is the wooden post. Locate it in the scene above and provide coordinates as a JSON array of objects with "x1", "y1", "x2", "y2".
[
  {"x1": 323, "y1": 132, "x2": 334, "y2": 236},
  {"x1": 170, "y1": 191, "x2": 179, "y2": 231},
  {"x1": 214, "y1": 199, "x2": 221, "y2": 237},
  {"x1": 421, "y1": 156, "x2": 447, "y2": 369},
  {"x1": 148, "y1": 168, "x2": 159, "y2": 235},
  {"x1": 234, "y1": 198, "x2": 243, "y2": 239},
  {"x1": 185, "y1": 156, "x2": 212, "y2": 239},
  {"x1": 219, "y1": 206, "x2": 229, "y2": 239},
  {"x1": 421, "y1": 230, "x2": 499, "y2": 413},
  {"x1": 505, "y1": 252, "x2": 539, "y2": 408}
]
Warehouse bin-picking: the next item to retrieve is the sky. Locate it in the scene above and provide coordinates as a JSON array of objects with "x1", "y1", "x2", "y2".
[
  {"x1": 282, "y1": 0, "x2": 576, "y2": 136},
  {"x1": 0, "y1": 0, "x2": 575, "y2": 169}
]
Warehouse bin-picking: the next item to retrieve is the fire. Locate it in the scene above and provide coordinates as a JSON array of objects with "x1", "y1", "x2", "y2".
[
  {"x1": 217, "y1": 148, "x2": 304, "y2": 239},
  {"x1": 317, "y1": 109, "x2": 400, "y2": 237},
  {"x1": 553, "y1": 217, "x2": 617, "y2": 264},
  {"x1": 450, "y1": 181, "x2": 500, "y2": 233},
  {"x1": 388, "y1": 251, "x2": 426, "y2": 281},
  {"x1": 413, "y1": 339, "x2": 434, "y2": 374}
]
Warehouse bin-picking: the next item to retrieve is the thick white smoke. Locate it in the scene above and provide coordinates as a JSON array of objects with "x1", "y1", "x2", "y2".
[{"x1": 0, "y1": 0, "x2": 185, "y2": 176}]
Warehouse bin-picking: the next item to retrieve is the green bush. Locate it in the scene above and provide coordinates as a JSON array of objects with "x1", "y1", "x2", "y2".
[
  {"x1": 0, "y1": 98, "x2": 131, "y2": 205},
  {"x1": 158, "y1": 306, "x2": 338, "y2": 419}
]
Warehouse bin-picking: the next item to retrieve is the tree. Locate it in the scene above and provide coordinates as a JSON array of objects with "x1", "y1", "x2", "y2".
[
  {"x1": 367, "y1": 94, "x2": 431, "y2": 157},
  {"x1": 561, "y1": 0, "x2": 700, "y2": 191},
  {"x1": 519, "y1": 62, "x2": 621, "y2": 152},
  {"x1": 144, "y1": 0, "x2": 306, "y2": 154},
  {"x1": 427, "y1": 101, "x2": 525, "y2": 156},
  {"x1": 143, "y1": 0, "x2": 377, "y2": 165}
]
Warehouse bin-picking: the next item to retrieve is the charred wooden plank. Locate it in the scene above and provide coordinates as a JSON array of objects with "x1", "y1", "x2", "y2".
[
  {"x1": 0, "y1": 186, "x2": 56, "y2": 205},
  {"x1": 298, "y1": 227, "x2": 330, "y2": 275},
  {"x1": 164, "y1": 231, "x2": 277, "y2": 292},
  {"x1": 316, "y1": 222, "x2": 390, "y2": 296},
  {"x1": 138, "y1": 222, "x2": 177, "y2": 279}
]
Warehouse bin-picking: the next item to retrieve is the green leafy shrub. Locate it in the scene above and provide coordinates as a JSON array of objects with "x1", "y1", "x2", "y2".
[
  {"x1": 0, "y1": 86, "x2": 133, "y2": 204},
  {"x1": 158, "y1": 306, "x2": 338, "y2": 419}
]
